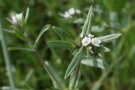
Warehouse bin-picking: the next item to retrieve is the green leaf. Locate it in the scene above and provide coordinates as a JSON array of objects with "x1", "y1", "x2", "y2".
[
  {"x1": 47, "y1": 40, "x2": 71, "y2": 48},
  {"x1": 52, "y1": 26, "x2": 70, "y2": 40},
  {"x1": 15, "y1": 30, "x2": 27, "y2": 41},
  {"x1": 82, "y1": 6, "x2": 93, "y2": 34},
  {"x1": 81, "y1": 57, "x2": 110, "y2": 70},
  {"x1": 33, "y1": 24, "x2": 51, "y2": 48},
  {"x1": 45, "y1": 61, "x2": 65, "y2": 89},
  {"x1": 8, "y1": 47, "x2": 34, "y2": 52},
  {"x1": 64, "y1": 47, "x2": 85, "y2": 79},
  {"x1": 69, "y1": 64, "x2": 80, "y2": 90},
  {"x1": 25, "y1": 7, "x2": 30, "y2": 23},
  {"x1": 98, "y1": 33, "x2": 122, "y2": 43}
]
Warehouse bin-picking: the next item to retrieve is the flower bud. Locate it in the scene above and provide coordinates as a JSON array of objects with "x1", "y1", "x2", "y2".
[
  {"x1": 80, "y1": 33, "x2": 84, "y2": 38},
  {"x1": 88, "y1": 33, "x2": 94, "y2": 38},
  {"x1": 11, "y1": 13, "x2": 22, "y2": 25}
]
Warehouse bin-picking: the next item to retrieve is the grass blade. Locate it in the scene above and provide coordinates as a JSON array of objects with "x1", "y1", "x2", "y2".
[{"x1": 0, "y1": 20, "x2": 15, "y2": 88}]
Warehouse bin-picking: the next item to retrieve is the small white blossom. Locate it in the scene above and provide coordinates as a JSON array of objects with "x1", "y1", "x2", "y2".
[
  {"x1": 68, "y1": 8, "x2": 75, "y2": 15},
  {"x1": 11, "y1": 16, "x2": 18, "y2": 25},
  {"x1": 82, "y1": 37, "x2": 91, "y2": 46},
  {"x1": 88, "y1": 34, "x2": 94, "y2": 38},
  {"x1": 61, "y1": 8, "x2": 81, "y2": 18},
  {"x1": 63, "y1": 11, "x2": 72, "y2": 18},
  {"x1": 91, "y1": 38, "x2": 101, "y2": 47},
  {"x1": 76, "y1": 10, "x2": 81, "y2": 14},
  {"x1": 11, "y1": 13, "x2": 22, "y2": 25},
  {"x1": 80, "y1": 33, "x2": 84, "y2": 38}
]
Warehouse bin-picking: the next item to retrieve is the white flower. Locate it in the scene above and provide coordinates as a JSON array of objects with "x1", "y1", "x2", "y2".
[
  {"x1": 80, "y1": 33, "x2": 84, "y2": 38},
  {"x1": 68, "y1": 8, "x2": 75, "y2": 15},
  {"x1": 61, "y1": 8, "x2": 81, "y2": 18},
  {"x1": 91, "y1": 38, "x2": 101, "y2": 47},
  {"x1": 88, "y1": 34, "x2": 94, "y2": 38},
  {"x1": 63, "y1": 11, "x2": 72, "y2": 18},
  {"x1": 11, "y1": 16, "x2": 18, "y2": 25},
  {"x1": 11, "y1": 13, "x2": 22, "y2": 25},
  {"x1": 76, "y1": 10, "x2": 81, "y2": 14},
  {"x1": 82, "y1": 37, "x2": 91, "y2": 46}
]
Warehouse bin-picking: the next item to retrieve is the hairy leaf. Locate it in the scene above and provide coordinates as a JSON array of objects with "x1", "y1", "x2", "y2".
[
  {"x1": 98, "y1": 33, "x2": 122, "y2": 43},
  {"x1": 45, "y1": 61, "x2": 65, "y2": 89},
  {"x1": 52, "y1": 26, "x2": 70, "y2": 40},
  {"x1": 34, "y1": 24, "x2": 51, "y2": 48},
  {"x1": 81, "y1": 57, "x2": 110, "y2": 70},
  {"x1": 64, "y1": 47, "x2": 85, "y2": 79},
  {"x1": 82, "y1": 6, "x2": 93, "y2": 34},
  {"x1": 69, "y1": 64, "x2": 80, "y2": 89},
  {"x1": 47, "y1": 40, "x2": 71, "y2": 48}
]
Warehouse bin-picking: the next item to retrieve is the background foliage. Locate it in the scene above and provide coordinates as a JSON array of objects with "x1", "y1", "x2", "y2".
[{"x1": 0, "y1": 0, "x2": 135, "y2": 89}]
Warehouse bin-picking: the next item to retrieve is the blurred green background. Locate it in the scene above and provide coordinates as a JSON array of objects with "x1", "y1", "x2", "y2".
[{"x1": 0, "y1": 0, "x2": 135, "y2": 90}]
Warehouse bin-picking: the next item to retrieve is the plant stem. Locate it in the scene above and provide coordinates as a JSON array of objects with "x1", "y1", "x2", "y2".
[
  {"x1": 0, "y1": 21, "x2": 16, "y2": 88},
  {"x1": 25, "y1": 32, "x2": 64, "y2": 89}
]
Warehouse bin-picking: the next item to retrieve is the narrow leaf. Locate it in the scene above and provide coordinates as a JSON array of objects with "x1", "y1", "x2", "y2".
[
  {"x1": 8, "y1": 47, "x2": 34, "y2": 52},
  {"x1": 64, "y1": 47, "x2": 85, "y2": 79},
  {"x1": 98, "y1": 33, "x2": 122, "y2": 43},
  {"x1": 47, "y1": 40, "x2": 71, "y2": 48},
  {"x1": 52, "y1": 26, "x2": 70, "y2": 40},
  {"x1": 15, "y1": 30, "x2": 27, "y2": 41},
  {"x1": 34, "y1": 24, "x2": 51, "y2": 48},
  {"x1": 81, "y1": 57, "x2": 110, "y2": 70},
  {"x1": 45, "y1": 61, "x2": 65, "y2": 89},
  {"x1": 69, "y1": 64, "x2": 80, "y2": 90},
  {"x1": 82, "y1": 6, "x2": 93, "y2": 34},
  {"x1": 25, "y1": 7, "x2": 30, "y2": 23}
]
